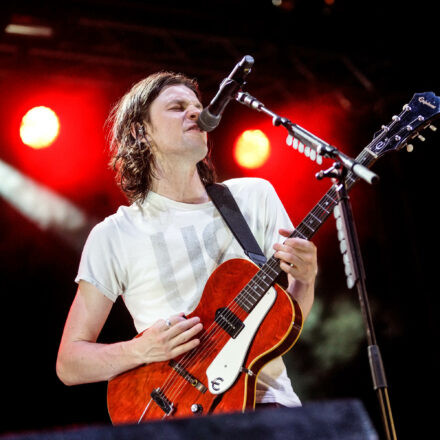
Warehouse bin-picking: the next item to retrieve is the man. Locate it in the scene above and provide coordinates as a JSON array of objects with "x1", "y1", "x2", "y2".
[{"x1": 56, "y1": 71, "x2": 317, "y2": 413}]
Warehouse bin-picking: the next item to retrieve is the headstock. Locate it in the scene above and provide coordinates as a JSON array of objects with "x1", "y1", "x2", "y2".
[{"x1": 368, "y1": 92, "x2": 440, "y2": 157}]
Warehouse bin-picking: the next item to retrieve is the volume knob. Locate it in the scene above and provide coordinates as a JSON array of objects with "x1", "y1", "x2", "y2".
[{"x1": 191, "y1": 404, "x2": 203, "y2": 414}]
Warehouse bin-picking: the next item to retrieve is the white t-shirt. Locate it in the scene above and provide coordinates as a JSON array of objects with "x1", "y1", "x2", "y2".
[{"x1": 76, "y1": 177, "x2": 301, "y2": 407}]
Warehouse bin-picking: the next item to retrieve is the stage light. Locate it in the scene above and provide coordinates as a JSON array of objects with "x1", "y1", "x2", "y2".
[
  {"x1": 20, "y1": 106, "x2": 60, "y2": 149},
  {"x1": 234, "y1": 129, "x2": 271, "y2": 169},
  {"x1": 0, "y1": 158, "x2": 96, "y2": 251}
]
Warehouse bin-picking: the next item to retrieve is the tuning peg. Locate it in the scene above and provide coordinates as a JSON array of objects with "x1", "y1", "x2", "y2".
[
  {"x1": 406, "y1": 144, "x2": 414, "y2": 152},
  {"x1": 429, "y1": 125, "x2": 437, "y2": 131},
  {"x1": 417, "y1": 135, "x2": 426, "y2": 142},
  {"x1": 286, "y1": 134, "x2": 293, "y2": 146}
]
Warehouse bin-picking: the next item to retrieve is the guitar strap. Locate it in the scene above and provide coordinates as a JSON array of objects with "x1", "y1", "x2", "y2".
[{"x1": 206, "y1": 183, "x2": 267, "y2": 267}]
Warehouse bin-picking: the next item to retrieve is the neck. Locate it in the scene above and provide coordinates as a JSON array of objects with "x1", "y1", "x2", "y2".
[{"x1": 151, "y1": 165, "x2": 209, "y2": 204}]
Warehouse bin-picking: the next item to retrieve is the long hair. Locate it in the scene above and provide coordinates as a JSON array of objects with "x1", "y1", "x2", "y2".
[{"x1": 107, "y1": 71, "x2": 216, "y2": 203}]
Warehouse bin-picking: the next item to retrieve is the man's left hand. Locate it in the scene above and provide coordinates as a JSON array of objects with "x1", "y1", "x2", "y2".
[{"x1": 273, "y1": 228, "x2": 317, "y2": 285}]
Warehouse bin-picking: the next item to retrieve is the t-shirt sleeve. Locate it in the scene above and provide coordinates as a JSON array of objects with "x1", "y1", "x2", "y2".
[
  {"x1": 75, "y1": 219, "x2": 126, "y2": 302},
  {"x1": 261, "y1": 180, "x2": 295, "y2": 257}
]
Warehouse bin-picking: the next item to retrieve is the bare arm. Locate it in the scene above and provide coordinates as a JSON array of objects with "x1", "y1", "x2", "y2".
[{"x1": 56, "y1": 280, "x2": 203, "y2": 386}]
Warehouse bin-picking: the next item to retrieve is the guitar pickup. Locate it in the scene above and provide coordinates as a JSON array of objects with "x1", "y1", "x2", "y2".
[
  {"x1": 151, "y1": 388, "x2": 174, "y2": 415},
  {"x1": 169, "y1": 360, "x2": 207, "y2": 393},
  {"x1": 215, "y1": 307, "x2": 245, "y2": 338}
]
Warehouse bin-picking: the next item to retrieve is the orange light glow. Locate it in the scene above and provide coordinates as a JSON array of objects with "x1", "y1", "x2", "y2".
[
  {"x1": 20, "y1": 106, "x2": 60, "y2": 149},
  {"x1": 234, "y1": 129, "x2": 271, "y2": 169}
]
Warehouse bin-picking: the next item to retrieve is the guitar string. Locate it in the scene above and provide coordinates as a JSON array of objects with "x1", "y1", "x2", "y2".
[
  {"x1": 138, "y1": 144, "x2": 380, "y2": 417},
  {"x1": 151, "y1": 189, "x2": 343, "y2": 411},
  {"x1": 160, "y1": 110, "x2": 432, "y2": 409},
  {"x1": 136, "y1": 294, "x2": 249, "y2": 417},
  {"x1": 159, "y1": 210, "x2": 338, "y2": 408},
  {"x1": 158, "y1": 148, "x2": 377, "y2": 403},
  {"x1": 160, "y1": 258, "x2": 284, "y2": 408},
  {"x1": 133, "y1": 105, "x2": 430, "y2": 418},
  {"x1": 158, "y1": 109, "x2": 427, "y2": 412},
  {"x1": 156, "y1": 263, "x2": 275, "y2": 402},
  {"x1": 144, "y1": 253, "x2": 288, "y2": 414}
]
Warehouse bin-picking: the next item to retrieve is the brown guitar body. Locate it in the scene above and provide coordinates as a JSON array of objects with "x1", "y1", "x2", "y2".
[{"x1": 107, "y1": 258, "x2": 303, "y2": 424}]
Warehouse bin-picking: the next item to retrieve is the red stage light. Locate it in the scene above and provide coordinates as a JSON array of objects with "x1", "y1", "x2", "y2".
[
  {"x1": 20, "y1": 106, "x2": 60, "y2": 149},
  {"x1": 234, "y1": 129, "x2": 271, "y2": 169}
]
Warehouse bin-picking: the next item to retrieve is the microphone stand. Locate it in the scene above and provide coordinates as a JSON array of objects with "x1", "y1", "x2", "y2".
[
  {"x1": 235, "y1": 91, "x2": 397, "y2": 439},
  {"x1": 319, "y1": 164, "x2": 397, "y2": 440}
]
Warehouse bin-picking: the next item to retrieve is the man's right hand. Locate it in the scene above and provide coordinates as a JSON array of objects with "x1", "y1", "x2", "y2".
[{"x1": 131, "y1": 313, "x2": 203, "y2": 364}]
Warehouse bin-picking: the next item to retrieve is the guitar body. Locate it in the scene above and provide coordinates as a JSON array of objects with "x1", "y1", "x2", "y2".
[{"x1": 107, "y1": 258, "x2": 303, "y2": 424}]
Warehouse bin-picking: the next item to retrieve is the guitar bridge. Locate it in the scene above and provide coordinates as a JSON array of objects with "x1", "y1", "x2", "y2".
[
  {"x1": 151, "y1": 388, "x2": 174, "y2": 415},
  {"x1": 169, "y1": 359, "x2": 207, "y2": 393}
]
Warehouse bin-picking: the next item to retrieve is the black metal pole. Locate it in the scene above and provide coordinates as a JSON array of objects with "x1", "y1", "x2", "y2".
[{"x1": 334, "y1": 173, "x2": 397, "y2": 440}]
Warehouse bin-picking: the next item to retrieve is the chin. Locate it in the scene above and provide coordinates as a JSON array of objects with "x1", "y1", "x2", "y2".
[{"x1": 186, "y1": 141, "x2": 208, "y2": 162}]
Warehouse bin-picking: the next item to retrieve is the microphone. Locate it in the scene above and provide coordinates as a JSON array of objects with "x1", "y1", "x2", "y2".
[{"x1": 197, "y1": 55, "x2": 254, "y2": 132}]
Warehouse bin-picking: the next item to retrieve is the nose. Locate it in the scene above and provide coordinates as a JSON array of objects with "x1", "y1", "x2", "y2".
[{"x1": 187, "y1": 105, "x2": 201, "y2": 121}]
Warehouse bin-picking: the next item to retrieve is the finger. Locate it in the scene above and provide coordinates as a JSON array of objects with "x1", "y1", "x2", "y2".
[
  {"x1": 166, "y1": 316, "x2": 201, "y2": 339},
  {"x1": 279, "y1": 260, "x2": 297, "y2": 274},
  {"x1": 279, "y1": 228, "x2": 294, "y2": 237},
  {"x1": 274, "y1": 251, "x2": 305, "y2": 268},
  {"x1": 169, "y1": 337, "x2": 201, "y2": 358},
  {"x1": 275, "y1": 238, "x2": 316, "y2": 255},
  {"x1": 285, "y1": 238, "x2": 315, "y2": 252},
  {"x1": 160, "y1": 312, "x2": 188, "y2": 330},
  {"x1": 273, "y1": 243, "x2": 310, "y2": 264},
  {"x1": 170, "y1": 322, "x2": 204, "y2": 347}
]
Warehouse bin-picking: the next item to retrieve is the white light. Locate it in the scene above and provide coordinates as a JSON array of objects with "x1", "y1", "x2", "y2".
[
  {"x1": 0, "y1": 159, "x2": 96, "y2": 251},
  {"x1": 5, "y1": 24, "x2": 53, "y2": 38}
]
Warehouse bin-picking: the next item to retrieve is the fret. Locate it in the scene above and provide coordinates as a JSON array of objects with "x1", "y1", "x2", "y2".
[
  {"x1": 302, "y1": 213, "x2": 322, "y2": 231},
  {"x1": 234, "y1": 297, "x2": 251, "y2": 313},
  {"x1": 310, "y1": 212, "x2": 322, "y2": 224},
  {"x1": 300, "y1": 221, "x2": 314, "y2": 233},
  {"x1": 242, "y1": 287, "x2": 259, "y2": 302},
  {"x1": 312, "y1": 205, "x2": 328, "y2": 220},
  {"x1": 293, "y1": 228, "x2": 307, "y2": 239},
  {"x1": 316, "y1": 202, "x2": 330, "y2": 215},
  {"x1": 257, "y1": 275, "x2": 270, "y2": 287},
  {"x1": 239, "y1": 292, "x2": 254, "y2": 306},
  {"x1": 252, "y1": 282, "x2": 266, "y2": 294},
  {"x1": 264, "y1": 263, "x2": 280, "y2": 277}
]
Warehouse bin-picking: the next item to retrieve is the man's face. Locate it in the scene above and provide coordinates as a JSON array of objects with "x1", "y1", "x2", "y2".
[{"x1": 145, "y1": 84, "x2": 208, "y2": 163}]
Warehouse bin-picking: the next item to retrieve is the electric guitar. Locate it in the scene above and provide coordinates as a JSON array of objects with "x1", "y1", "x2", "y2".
[{"x1": 107, "y1": 92, "x2": 440, "y2": 424}]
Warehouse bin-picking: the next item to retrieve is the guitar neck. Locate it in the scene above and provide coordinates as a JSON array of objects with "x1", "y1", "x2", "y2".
[
  {"x1": 293, "y1": 146, "x2": 378, "y2": 241},
  {"x1": 235, "y1": 146, "x2": 378, "y2": 313}
]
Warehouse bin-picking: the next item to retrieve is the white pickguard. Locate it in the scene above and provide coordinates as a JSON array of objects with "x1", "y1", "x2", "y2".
[{"x1": 206, "y1": 287, "x2": 277, "y2": 394}]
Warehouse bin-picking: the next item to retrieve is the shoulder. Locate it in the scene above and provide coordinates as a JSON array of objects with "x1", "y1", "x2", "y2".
[
  {"x1": 222, "y1": 177, "x2": 276, "y2": 198},
  {"x1": 85, "y1": 203, "x2": 136, "y2": 242}
]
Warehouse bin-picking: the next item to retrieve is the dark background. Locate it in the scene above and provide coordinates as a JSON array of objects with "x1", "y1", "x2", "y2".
[{"x1": 0, "y1": 1, "x2": 437, "y2": 438}]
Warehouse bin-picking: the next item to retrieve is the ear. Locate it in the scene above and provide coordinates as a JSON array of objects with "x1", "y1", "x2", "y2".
[{"x1": 130, "y1": 122, "x2": 144, "y2": 140}]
